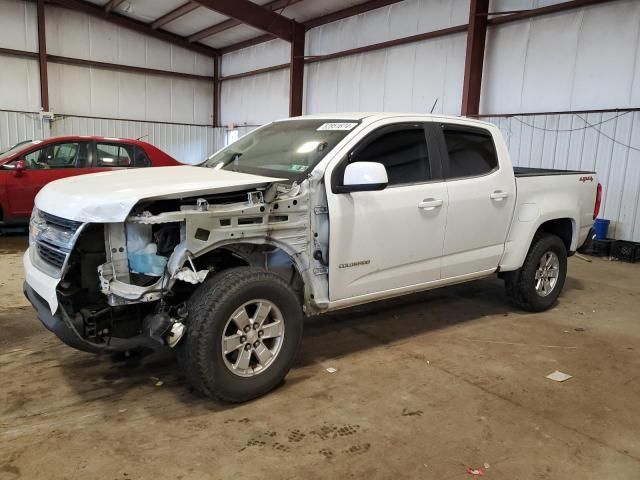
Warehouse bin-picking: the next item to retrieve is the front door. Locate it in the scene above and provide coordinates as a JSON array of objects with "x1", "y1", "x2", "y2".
[
  {"x1": 326, "y1": 122, "x2": 448, "y2": 302},
  {"x1": 6, "y1": 141, "x2": 93, "y2": 217}
]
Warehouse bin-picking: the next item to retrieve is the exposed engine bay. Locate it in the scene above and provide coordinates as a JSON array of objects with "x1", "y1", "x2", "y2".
[{"x1": 53, "y1": 176, "x2": 330, "y2": 351}]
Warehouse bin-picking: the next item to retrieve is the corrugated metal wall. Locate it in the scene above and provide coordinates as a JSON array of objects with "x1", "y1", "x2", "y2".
[
  {"x1": 0, "y1": 0, "x2": 215, "y2": 125},
  {"x1": 0, "y1": 111, "x2": 49, "y2": 152},
  {"x1": 0, "y1": 0, "x2": 219, "y2": 164},
  {"x1": 482, "y1": 0, "x2": 640, "y2": 114},
  {"x1": 487, "y1": 111, "x2": 640, "y2": 241},
  {"x1": 3, "y1": 0, "x2": 640, "y2": 241},
  {"x1": 44, "y1": 5, "x2": 215, "y2": 125},
  {"x1": 219, "y1": 0, "x2": 471, "y2": 124},
  {"x1": 50, "y1": 116, "x2": 218, "y2": 165},
  {"x1": 305, "y1": 0, "x2": 468, "y2": 116}
]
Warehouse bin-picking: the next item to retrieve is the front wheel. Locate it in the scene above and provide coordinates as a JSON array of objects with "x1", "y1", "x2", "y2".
[
  {"x1": 177, "y1": 267, "x2": 303, "y2": 402},
  {"x1": 505, "y1": 233, "x2": 568, "y2": 312}
]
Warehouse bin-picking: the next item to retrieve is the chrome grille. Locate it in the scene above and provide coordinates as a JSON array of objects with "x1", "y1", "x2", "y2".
[
  {"x1": 37, "y1": 240, "x2": 68, "y2": 269},
  {"x1": 32, "y1": 211, "x2": 85, "y2": 275},
  {"x1": 41, "y1": 212, "x2": 82, "y2": 232}
]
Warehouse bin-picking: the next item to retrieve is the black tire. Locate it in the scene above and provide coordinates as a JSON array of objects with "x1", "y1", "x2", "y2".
[
  {"x1": 176, "y1": 267, "x2": 303, "y2": 402},
  {"x1": 504, "y1": 233, "x2": 567, "y2": 312}
]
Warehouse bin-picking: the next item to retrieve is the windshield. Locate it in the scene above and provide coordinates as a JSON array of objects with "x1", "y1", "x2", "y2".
[
  {"x1": 0, "y1": 140, "x2": 37, "y2": 162},
  {"x1": 202, "y1": 119, "x2": 359, "y2": 179}
]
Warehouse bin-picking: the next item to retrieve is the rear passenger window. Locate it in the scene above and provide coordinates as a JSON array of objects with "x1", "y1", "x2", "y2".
[
  {"x1": 350, "y1": 127, "x2": 430, "y2": 186},
  {"x1": 442, "y1": 127, "x2": 498, "y2": 179},
  {"x1": 96, "y1": 143, "x2": 133, "y2": 167}
]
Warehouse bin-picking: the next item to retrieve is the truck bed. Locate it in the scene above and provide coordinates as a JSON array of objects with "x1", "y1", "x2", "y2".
[{"x1": 513, "y1": 167, "x2": 595, "y2": 177}]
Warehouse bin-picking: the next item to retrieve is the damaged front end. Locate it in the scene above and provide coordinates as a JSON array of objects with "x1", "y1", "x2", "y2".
[{"x1": 35, "y1": 180, "x2": 325, "y2": 354}]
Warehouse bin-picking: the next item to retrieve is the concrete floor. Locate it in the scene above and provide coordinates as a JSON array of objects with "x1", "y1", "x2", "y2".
[{"x1": 1, "y1": 234, "x2": 639, "y2": 480}]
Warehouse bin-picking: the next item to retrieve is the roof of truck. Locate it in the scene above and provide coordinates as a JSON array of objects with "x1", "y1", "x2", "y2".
[{"x1": 284, "y1": 112, "x2": 496, "y2": 128}]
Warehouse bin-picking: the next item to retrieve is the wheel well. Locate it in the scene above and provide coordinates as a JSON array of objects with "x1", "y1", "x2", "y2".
[
  {"x1": 191, "y1": 244, "x2": 305, "y2": 301},
  {"x1": 536, "y1": 218, "x2": 573, "y2": 252}
]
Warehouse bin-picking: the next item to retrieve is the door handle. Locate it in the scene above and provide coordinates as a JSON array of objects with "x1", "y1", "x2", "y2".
[
  {"x1": 490, "y1": 190, "x2": 509, "y2": 201},
  {"x1": 418, "y1": 198, "x2": 443, "y2": 210}
]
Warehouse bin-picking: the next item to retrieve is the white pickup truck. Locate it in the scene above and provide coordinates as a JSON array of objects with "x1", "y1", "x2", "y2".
[{"x1": 24, "y1": 113, "x2": 601, "y2": 402}]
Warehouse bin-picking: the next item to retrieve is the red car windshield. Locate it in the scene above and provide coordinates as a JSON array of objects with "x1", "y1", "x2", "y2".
[{"x1": 0, "y1": 140, "x2": 40, "y2": 162}]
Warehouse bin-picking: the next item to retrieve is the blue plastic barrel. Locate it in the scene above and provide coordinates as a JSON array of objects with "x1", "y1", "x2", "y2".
[{"x1": 594, "y1": 218, "x2": 610, "y2": 240}]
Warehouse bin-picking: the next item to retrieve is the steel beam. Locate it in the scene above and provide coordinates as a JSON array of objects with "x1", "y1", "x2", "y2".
[
  {"x1": 189, "y1": 0, "x2": 303, "y2": 43},
  {"x1": 37, "y1": 0, "x2": 49, "y2": 112},
  {"x1": 104, "y1": 0, "x2": 126, "y2": 13},
  {"x1": 46, "y1": 55, "x2": 213, "y2": 81},
  {"x1": 202, "y1": 0, "x2": 615, "y2": 59},
  {"x1": 0, "y1": 45, "x2": 213, "y2": 82},
  {"x1": 193, "y1": 0, "x2": 295, "y2": 41},
  {"x1": 220, "y1": 63, "x2": 290, "y2": 82},
  {"x1": 461, "y1": 0, "x2": 489, "y2": 117},
  {"x1": 0, "y1": 47, "x2": 38, "y2": 59},
  {"x1": 46, "y1": 0, "x2": 219, "y2": 57},
  {"x1": 289, "y1": 23, "x2": 305, "y2": 117},
  {"x1": 152, "y1": 2, "x2": 200, "y2": 30},
  {"x1": 219, "y1": 24, "x2": 467, "y2": 81},
  {"x1": 213, "y1": 55, "x2": 220, "y2": 127},
  {"x1": 304, "y1": 0, "x2": 405, "y2": 29},
  {"x1": 474, "y1": 106, "x2": 640, "y2": 118},
  {"x1": 306, "y1": 24, "x2": 467, "y2": 63},
  {"x1": 488, "y1": 0, "x2": 616, "y2": 25},
  {"x1": 220, "y1": 34, "x2": 276, "y2": 55}
]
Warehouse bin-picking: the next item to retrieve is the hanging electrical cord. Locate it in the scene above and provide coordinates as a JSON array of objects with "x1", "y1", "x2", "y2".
[
  {"x1": 508, "y1": 111, "x2": 640, "y2": 152},
  {"x1": 574, "y1": 113, "x2": 640, "y2": 153},
  {"x1": 510, "y1": 110, "x2": 631, "y2": 132}
]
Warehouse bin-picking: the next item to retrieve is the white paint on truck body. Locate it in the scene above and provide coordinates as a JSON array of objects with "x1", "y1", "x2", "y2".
[{"x1": 24, "y1": 113, "x2": 599, "y2": 317}]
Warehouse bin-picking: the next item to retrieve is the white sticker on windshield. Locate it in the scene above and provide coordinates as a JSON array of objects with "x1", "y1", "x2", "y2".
[{"x1": 317, "y1": 122, "x2": 358, "y2": 131}]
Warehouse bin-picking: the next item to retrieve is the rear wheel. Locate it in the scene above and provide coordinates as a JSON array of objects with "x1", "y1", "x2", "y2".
[
  {"x1": 176, "y1": 267, "x2": 303, "y2": 402},
  {"x1": 505, "y1": 233, "x2": 567, "y2": 312}
]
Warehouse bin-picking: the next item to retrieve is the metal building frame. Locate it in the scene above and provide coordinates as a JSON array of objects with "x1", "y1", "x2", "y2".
[{"x1": 8, "y1": 0, "x2": 620, "y2": 125}]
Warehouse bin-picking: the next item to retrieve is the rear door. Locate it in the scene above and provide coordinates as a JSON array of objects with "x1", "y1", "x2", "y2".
[
  {"x1": 435, "y1": 124, "x2": 516, "y2": 278},
  {"x1": 91, "y1": 141, "x2": 153, "y2": 171},
  {"x1": 92, "y1": 141, "x2": 134, "y2": 171},
  {"x1": 326, "y1": 120, "x2": 448, "y2": 301},
  {"x1": 5, "y1": 141, "x2": 92, "y2": 217}
]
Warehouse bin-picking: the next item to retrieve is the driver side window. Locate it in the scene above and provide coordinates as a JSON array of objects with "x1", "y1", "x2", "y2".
[
  {"x1": 348, "y1": 126, "x2": 431, "y2": 186},
  {"x1": 22, "y1": 142, "x2": 85, "y2": 169},
  {"x1": 23, "y1": 147, "x2": 47, "y2": 169}
]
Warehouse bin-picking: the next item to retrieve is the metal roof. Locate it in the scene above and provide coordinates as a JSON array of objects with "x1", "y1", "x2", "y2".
[{"x1": 73, "y1": 0, "x2": 375, "y2": 51}]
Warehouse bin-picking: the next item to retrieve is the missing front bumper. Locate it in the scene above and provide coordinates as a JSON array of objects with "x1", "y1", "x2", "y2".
[{"x1": 23, "y1": 281, "x2": 158, "y2": 354}]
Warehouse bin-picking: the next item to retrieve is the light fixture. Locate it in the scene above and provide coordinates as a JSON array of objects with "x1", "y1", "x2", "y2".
[{"x1": 296, "y1": 141, "x2": 321, "y2": 153}]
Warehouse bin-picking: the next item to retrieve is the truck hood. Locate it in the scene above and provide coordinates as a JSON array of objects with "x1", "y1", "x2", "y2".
[{"x1": 35, "y1": 166, "x2": 285, "y2": 223}]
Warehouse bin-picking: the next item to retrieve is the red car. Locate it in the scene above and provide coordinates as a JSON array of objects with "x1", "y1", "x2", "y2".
[{"x1": 0, "y1": 136, "x2": 181, "y2": 225}]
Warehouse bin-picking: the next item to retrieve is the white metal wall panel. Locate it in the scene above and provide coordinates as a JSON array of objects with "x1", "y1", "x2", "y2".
[
  {"x1": 217, "y1": 0, "x2": 469, "y2": 124},
  {"x1": 0, "y1": 56, "x2": 41, "y2": 112},
  {"x1": 489, "y1": 0, "x2": 570, "y2": 11},
  {"x1": 44, "y1": 5, "x2": 214, "y2": 76},
  {"x1": 305, "y1": 32, "x2": 466, "y2": 115},
  {"x1": 482, "y1": 0, "x2": 640, "y2": 114},
  {"x1": 208, "y1": 125, "x2": 258, "y2": 154},
  {"x1": 220, "y1": 70, "x2": 289, "y2": 126},
  {"x1": 0, "y1": 0, "x2": 38, "y2": 52},
  {"x1": 50, "y1": 116, "x2": 216, "y2": 165},
  {"x1": 487, "y1": 112, "x2": 640, "y2": 242},
  {"x1": 221, "y1": 39, "x2": 290, "y2": 77},
  {"x1": 307, "y1": 0, "x2": 468, "y2": 55},
  {"x1": 0, "y1": 110, "x2": 49, "y2": 152},
  {"x1": 47, "y1": 63, "x2": 213, "y2": 125}
]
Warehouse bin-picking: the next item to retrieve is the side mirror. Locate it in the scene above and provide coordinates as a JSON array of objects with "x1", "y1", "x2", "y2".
[
  {"x1": 339, "y1": 162, "x2": 388, "y2": 193},
  {"x1": 14, "y1": 159, "x2": 26, "y2": 177}
]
